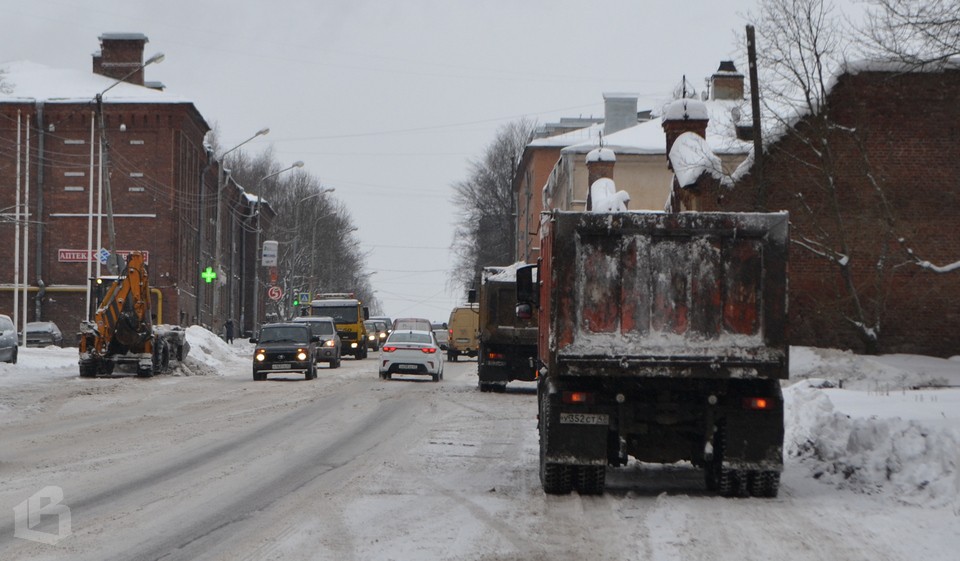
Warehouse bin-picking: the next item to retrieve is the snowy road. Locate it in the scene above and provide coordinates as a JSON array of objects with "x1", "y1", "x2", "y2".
[{"x1": 0, "y1": 336, "x2": 957, "y2": 560}]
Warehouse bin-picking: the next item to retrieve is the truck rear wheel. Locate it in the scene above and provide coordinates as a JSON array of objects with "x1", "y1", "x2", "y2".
[
  {"x1": 539, "y1": 393, "x2": 573, "y2": 494},
  {"x1": 575, "y1": 465, "x2": 606, "y2": 495},
  {"x1": 541, "y1": 462, "x2": 573, "y2": 495}
]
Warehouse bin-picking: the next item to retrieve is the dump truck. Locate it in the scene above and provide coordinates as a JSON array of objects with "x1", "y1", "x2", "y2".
[
  {"x1": 477, "y1": 263, "x2": 538, "y2": 392},
  {"x1": 516, "y1": 210, "x2": 789, "y2": 497},
  {"x1": 78, "y1": 252, "x2": 188, "y2": 377},
  {"x1": 309, "y1": 293, "x2": 370, "y2": 359}
]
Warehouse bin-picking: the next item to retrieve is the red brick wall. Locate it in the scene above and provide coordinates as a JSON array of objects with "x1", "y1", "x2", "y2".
[
  {"x1": 705, "y1": 67, "x2": 960, "y2": 356},
  {"x1": 0, "y1": 100, "x2": 213, "y2": 337}
]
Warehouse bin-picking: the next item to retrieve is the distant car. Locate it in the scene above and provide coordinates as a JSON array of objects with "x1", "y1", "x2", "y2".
[
  {"x1": 0, "y1": 314, "x2": 17, "y2": 364},
  {"x1": 363, "y1": 320, "x2": 383, "y2": 352},
  {"x1": 432, "y1": 328, "x2": 450, "y2": 350},
  {"x1": 392, "y1": 317, "x2": 433, "y2": 332},
  {"x1": 378, "y1": 329, "x2": 444, "y2": 382},
  {"x1": 369, "y1": 316, "x2": 393, "y2": 334},
  {"x1": 21, "y1": 321, "x2": 64, "y2": 347},
  {"x1": 371, "y1": 320, "x2": 389, "y2": 346},
  {"x1": 293, "y1": 316, "x2": 341, "y2": 368},
  {"x1": 250, "y1": 323, "x2": 319, "y2": 381}
]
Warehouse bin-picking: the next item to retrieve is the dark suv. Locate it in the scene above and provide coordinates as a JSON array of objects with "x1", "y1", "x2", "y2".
[
  {"x1": 250, "y1": 323, "x2": 319, "y2": 381},
  {"x1": 293, "y1": 316, "x2": 342, "y2": 368}
]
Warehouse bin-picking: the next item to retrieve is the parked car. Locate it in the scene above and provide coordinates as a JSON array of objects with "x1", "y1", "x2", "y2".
[
  {"x1": 20, "y1": 321, "x2": 64, "y2": 347},
  {"x1": 432, "y1": 328, "x2": 450, "y2": 350},
  {"x1": 250, "y1": 323, "x2": 319, "y2": 381},
  {"x1": 0, "y1": 314, "x2": 17, "y2": 364},
  {"x1": 293, "y1": 316, "x2": 341, "y2": 368},
  {"x1": 378, "y1": 329, "x2": 444, "y2": 382}
]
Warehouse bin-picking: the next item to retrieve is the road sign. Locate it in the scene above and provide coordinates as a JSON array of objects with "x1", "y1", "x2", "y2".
[
  {"x1": 299, "y1": 292, "x2": 310, "y2": 304},
  {"x1": 267, "y1": 285, "x2": 283, "y2": 301}
]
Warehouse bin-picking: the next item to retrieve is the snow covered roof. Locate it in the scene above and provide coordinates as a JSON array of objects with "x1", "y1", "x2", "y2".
[
  {"x1": 0, "y1": 60, "x2": 190, "y2": 104},
  {"x1": 528, "y1": 122, "x2": 604, "y2": 148},
  {"x1": 559, "y1": 97, "x2": 752, "y2": 157}
]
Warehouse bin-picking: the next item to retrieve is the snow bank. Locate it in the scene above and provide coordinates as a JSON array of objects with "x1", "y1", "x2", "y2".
[
  {"x1": 176, "y1": 326, "x2": 251, "y2": 377},
  {"x1": 785, "y1": 380, "x2": 960, "y2": 509}
]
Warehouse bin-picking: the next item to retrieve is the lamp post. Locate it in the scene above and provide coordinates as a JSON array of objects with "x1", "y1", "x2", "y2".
[
  {"x1": 210, "y1": 128, "x2": 269, "y2": 328},
  {"x1": 93, "y1": 52, "x2": 164, "y2": 273},
  {"x1": 252, "y1": 161, "x2": 304, "y2": 334}
]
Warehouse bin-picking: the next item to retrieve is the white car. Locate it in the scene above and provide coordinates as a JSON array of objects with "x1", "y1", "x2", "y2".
[{"x1": 378, "y1": 329, "x2": 444, "y2": 382}]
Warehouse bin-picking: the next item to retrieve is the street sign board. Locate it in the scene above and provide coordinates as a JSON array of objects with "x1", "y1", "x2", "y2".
[
  {"x1": 262, "y1": 240, "x2": 278, "y2": 267},
  {"x1": 267, "y1": 285, "x2": 283, "y2": 301},
  {"x1": 299, "y1": 292, "x2": 310, "y2": 304}
]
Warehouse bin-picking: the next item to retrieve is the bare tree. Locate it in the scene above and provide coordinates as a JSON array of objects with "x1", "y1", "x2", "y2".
[
  {"x1": 224, "y1": 149, "x2": 378, "y2": 318},
  {"x1": 450, "y1": 119, "x2": 536, "y2": 295},
  {"x1": 749, "y1": 0, "x2": 895, "y2": 353},
  {"x1": 858, "y1": 0, "x2": 960, "y2": 67}
]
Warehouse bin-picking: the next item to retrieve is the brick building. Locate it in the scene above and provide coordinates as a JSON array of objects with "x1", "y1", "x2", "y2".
[
  {"x1": 0, "y1": 33, "x2": 266, "y2": 340},
  {"x1": 698, "y1": 61, "x2": 960, "y2": 357}
]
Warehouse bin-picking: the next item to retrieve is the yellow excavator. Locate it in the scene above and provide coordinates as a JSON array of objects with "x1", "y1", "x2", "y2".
[{"x1": 78, "y1": 252, "x2": 187, "y2": 377}]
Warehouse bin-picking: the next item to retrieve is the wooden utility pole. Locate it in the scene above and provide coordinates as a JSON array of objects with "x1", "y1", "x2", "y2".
[{"x1": 746, "y1": 25, "x2": 765, "y2": 210}]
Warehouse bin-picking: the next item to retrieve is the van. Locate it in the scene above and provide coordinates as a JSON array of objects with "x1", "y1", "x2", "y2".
[{"x1": 446, "y1": 305, "x2": 479, "y2": 361}]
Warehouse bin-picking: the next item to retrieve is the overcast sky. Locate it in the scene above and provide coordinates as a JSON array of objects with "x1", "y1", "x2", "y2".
[{"x1": 3, "y1": 0, "x2": 812, "y2": 321}]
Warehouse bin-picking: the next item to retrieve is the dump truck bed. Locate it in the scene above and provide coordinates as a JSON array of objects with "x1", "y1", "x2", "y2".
[{"x1": 539, "y1": 211, "x2": 789, "y2": 380}]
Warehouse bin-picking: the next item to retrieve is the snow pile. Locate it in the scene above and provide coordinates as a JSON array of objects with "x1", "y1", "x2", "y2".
[
  {"x1": 785, "y1": 380, "x2": 960, "y2": 509},
  {"x1": 176, "y1": 325, "x2": 250, "y2": 376}
]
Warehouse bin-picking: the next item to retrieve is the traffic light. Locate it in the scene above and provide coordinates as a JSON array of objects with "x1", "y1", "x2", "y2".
[{"x1": 292, "y1": 295, "x2": 300, "y2": 307}]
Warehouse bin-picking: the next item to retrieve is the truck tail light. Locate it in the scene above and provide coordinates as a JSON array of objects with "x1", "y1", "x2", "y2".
[
  {"x1": 487, "y1": 352, "x2": 505, "y2": 360},
  {"x1": 743, "y1": 397, "x2": 771, "y2": 410},
  {"x1": 562, "y1": 391, "x2": 594, "y2": 405}
]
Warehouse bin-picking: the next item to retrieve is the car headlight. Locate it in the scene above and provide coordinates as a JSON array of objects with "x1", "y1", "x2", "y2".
[
  {"x1": 255, "y1": 351, "x2": 266, "y2": 362},
  {"x1": 368, "y1": 335, "x2": 375, "y2": 341},
  {"x1": 297, "y1": 350, "x2": 308, "y2": 361},
  {"x1": 324, "y1": 339, "x2": 335, "y2": 347},
  {"x1": 350, "y1": 342, "x2": 358, "y2": 348}
]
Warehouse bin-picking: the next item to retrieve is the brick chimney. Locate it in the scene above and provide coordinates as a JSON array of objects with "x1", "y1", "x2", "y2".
[
  {"x1": 661, "y1": 98, "x2": 709, "y2": 167},
  {"x1": 603, "y1": 93, "x2": 639, "y2": 135},
  {"x1": 92, "y1": 33, "x2": 148, "y2": 85},
  {"x1": 585, "y1": 148, "x2": 615, "y2": 211},
  {"x1": 710, "y1": 60, "x2": 744, "y2": 100}
]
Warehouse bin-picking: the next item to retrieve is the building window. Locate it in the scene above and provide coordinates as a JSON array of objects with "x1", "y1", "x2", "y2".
[
  {"x1": 64, "y1": 186, "x2": 84, "y2": 192},
  {"x1": 128, "y1": 187, "x2": 145, "y2": 192},
  {"x1": 129, "y1": 140, "x2": 145, "y2": 145},
  {"x1": 64, "y1": 171, "x2": 84, "y2": 177},
  {"x1": 63, "y1": 139, "x2": 85, "y2": 145}
]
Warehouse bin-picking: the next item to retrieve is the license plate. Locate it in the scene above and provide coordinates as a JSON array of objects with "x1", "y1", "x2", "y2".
[
  {"x1": 271, "y1": 363, "x2": 291, "y2": 370},
  {"x1": 398, "y1": 364, "x2": 418, "y2": 370},
  {"x1": 559, "y1": 413, "x2": 609, "y2": 425}
]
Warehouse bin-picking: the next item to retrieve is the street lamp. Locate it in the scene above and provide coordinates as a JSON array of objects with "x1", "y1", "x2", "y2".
[
  {"x1": 252, "y1": 160, "x2": 304, "y2": 334},
  {"x1": 87, "y1": 51, "x2": 164, "y2": 314},
  {"x1": 210, "y1": 127, "x2": 270, "y2": 327}
]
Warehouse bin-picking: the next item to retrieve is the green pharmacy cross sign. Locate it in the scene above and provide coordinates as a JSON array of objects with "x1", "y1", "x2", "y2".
[{"x1": 201, "y1": 266, "x2": 217, "y2": 284}]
